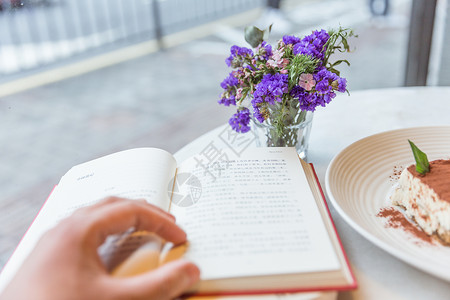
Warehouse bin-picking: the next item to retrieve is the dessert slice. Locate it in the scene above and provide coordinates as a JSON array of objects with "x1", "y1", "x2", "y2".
[{"x1": 391, "y1": 159, "x2": 450, "y2": 245}]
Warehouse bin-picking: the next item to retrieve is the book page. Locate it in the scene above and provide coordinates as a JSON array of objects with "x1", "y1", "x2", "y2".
[
  {"x1": 0, "y1": 148, "x2": 177, "y2": 292},
  {"x1": 170, "y1": 147, "x2": 340, "y2": 280},
  {"x1": 54, "y1": 147, "x2": 177, "y2": 218},
  {"x1": 0, "y1": 186, "x2": 63, "y2": 293}
]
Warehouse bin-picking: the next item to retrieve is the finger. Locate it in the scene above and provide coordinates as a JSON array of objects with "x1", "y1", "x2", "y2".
[
  {"x1": 91, "y1": 200, "x2": 185, "y2": 245},
  {"x1": 136, "y1": 200, "x2": 176, "y2": 222},
  {"x1": 70, "y1": 200, "x2": 186, "y2": 248},
  {"x1": 110, "y1": 260, "x2": 200, "y2": 300},
  {"x1": 77, "y1": 197, "x2": 178, "y2": 230}
]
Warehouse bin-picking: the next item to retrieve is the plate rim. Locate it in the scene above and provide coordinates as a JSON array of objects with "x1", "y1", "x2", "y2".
[{"x1": 325, "y1": 125, "x2": 450, "y2": 282}]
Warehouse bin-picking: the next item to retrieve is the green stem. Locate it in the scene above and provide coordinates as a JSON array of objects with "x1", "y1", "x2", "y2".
[{"x1": 264, "y1": 105, "x2": 307, "y2": 147}]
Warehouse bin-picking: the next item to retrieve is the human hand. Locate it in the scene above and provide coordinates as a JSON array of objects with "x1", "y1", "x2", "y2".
[{"x1": 0, "y1": 197, "x2": 200, "y2": 300}]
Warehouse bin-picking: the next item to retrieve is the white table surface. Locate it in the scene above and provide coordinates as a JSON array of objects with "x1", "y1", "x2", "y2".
[{"x1": 174, "y1": 86, "x2": 450, "y2": 300}]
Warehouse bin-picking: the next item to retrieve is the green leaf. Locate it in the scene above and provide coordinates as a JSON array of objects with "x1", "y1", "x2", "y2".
[
  {"x1": 263, "y1": 24, "x2": 272, "y2": 40},
  {"x1": 287, "y1": 54, "x2": 319, "y2": 88},
  {"x1": 330, "y1": 59, "x2": 350, "y2": 67},
  {"x1": 342, "y1": 37, "x2": 349, "y2": 50},
  {"x1": 244, "y1": 26, "x2": 264, "y2": 48},
  {"x1": 329, "y1": 67, "x2": 340, "y2": 76},
  {"x1": 408, "y1": 140, "x2": 430, "y2": 174},
  {"x1": 244, "y1": 25, "x2": 269, "y2": 48}
]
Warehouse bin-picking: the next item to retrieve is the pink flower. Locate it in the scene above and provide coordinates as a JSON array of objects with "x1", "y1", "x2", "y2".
[
  {"x1": 272, "y1": 48, "x2": 284, "y2": 61},
  {"x1": 267, "y1": 59, "x2": 278, "y2": 68},
  {"x1": 266, "y1": 48, "x2": 286, "y2": 69},
  {"x1": 298, "y1": 73, "x2": 316, "y2": 91},
  {"x1": 280, "y1": 58, "x2": 289, "y2": 68},
  {"x1": 266, "y1": 57, "x2": 289, "y2": 69},
  {"x1": 236, "y1": 88, "x2": 243, "y2": 99}
]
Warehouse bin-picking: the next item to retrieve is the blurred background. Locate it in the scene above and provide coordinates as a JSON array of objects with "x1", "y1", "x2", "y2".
[{"x1": 0, "y1": 0, "x2": 447, "y2": 268}]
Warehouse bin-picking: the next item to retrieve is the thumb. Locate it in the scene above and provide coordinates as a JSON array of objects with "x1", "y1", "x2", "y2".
[{"x1": 112, "y1": 259, "x2": 200, "y2": 300}]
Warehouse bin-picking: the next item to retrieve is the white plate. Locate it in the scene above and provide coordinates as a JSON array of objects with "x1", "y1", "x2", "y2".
[{"x1": 325, "y1": 126, "x2": 450, "y2": 282}]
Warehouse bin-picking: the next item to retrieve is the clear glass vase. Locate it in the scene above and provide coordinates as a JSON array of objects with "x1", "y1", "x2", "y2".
[{"x1": 251, "y1": 110, "x2": 313, "y2": 160}]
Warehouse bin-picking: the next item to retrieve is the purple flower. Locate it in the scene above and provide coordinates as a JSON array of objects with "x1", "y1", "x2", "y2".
[
  {"x1": 250, "y1": 73, "x2": 288, "y2": 123},
  {"x1": 255, "y1": 41, "x2": 273, "y2": 60},
  {"x1": 337, "y1": 77, "x2": 347, "y2": 93},
  {"x1": 311, "y1": 68, "x2": 339, "y2": 105},
  {"x1": 218, "y1": 93, "x2": 236, "y2": 106},
  {"x1": 225, "y1": 45, "x2": 254, "y2": 68},
  {"x1": 218, "y1": 72, "x2": 238, "y2": 106},
  {"x1": 282, "y1": 35, "x2": 301, "y2": 45},
  {"x1": 219, "y1": 27, "x2": 352, "y2": 129},
  {"x1": 252, "y1": 106, "x2": 266, "y2": 123},
  {"x1": 220, "y1": 72, "x2": 238, "y2": 89},
  {"x1": 315, "y1": 79, "x2": 333, "y2": 94},
  {"x1": 313, "y1": 67, "x2": 342, "y2": 95},
  {"x1": 290, "y1": 67, "x2": 347, "y2": 111},
  {"x1": 314, "y1": 68, "x2": 333, "y2": 88},
  {"x1": 293, "y1": 29, "x2": 329, "y2": 61},
  {"x1": 291, "y1": 87, "x2": 329, "y2": 111},
  {"x1": 253, "y1": 73, "x2": 289, "y2": 106},
  {"x1": 229, "y1": 108, "x2": 251, "y2": 133}
]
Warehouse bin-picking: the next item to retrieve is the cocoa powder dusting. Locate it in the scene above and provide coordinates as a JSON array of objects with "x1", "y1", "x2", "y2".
[
  {"x1": 389, "y1": 165, "x2": 403, "y2": 183},
  {"x1": 407, "y1": 159, "x2": 450, "y2": 202},
  {"x1": 377, "y1": 207, "x2": 434, "y2": 245}
]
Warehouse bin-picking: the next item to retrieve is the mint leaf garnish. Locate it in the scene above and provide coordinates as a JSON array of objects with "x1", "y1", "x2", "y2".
[{"x1": 408, "y1": 140, "x2": 430, "y2": 174}]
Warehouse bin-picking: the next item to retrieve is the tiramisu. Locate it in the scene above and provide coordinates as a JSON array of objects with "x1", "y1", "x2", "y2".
[{"x1": 391, "y1": 159, "x2": 450, "y2": 245}]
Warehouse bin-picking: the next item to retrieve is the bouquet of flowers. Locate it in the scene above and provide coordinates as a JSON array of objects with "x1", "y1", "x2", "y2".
[{"x1": 218, "y1": 26, "x2": 355, "y2": 150}]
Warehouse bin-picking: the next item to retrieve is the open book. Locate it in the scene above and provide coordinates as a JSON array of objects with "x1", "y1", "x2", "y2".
[{"x1": 0, "y1": 147, "x2": 356, "y2": 296}]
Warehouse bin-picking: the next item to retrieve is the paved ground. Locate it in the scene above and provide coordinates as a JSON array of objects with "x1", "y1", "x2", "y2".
[{"x1": 0, "y1": 0, "x2": 411, "y2": 268}]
